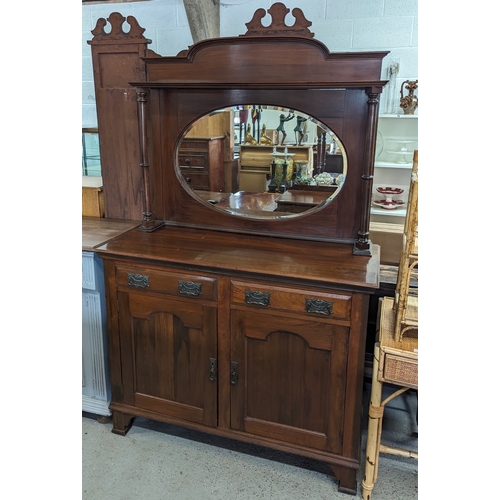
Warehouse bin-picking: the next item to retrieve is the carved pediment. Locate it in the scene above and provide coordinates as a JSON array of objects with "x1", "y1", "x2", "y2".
[
  {"x1": 90, "y1": 12, "x2": 149, "y2": 42},
  {"x1": 243, "y1": 2, "x2": 314, "y2": 38}
]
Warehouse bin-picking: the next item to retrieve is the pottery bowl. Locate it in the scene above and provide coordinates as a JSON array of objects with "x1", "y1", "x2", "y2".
[{"x1": 376, "y1": 187, "x2": 404, "y2": 195}]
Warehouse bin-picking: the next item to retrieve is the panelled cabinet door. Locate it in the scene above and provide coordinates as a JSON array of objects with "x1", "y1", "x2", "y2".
[
  {"x1": 230, "y1": 309, "x2": 349, "y2": 454},
  {"x1": 117, "y1": 291, "x2": 218, "y2": 427}
]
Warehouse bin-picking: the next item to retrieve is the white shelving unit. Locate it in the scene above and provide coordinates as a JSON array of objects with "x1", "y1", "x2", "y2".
[
  {"x1": 371, "y1": 113, "x2": 418, "y2": 224},
  {"x1": 82, "y1": 251, "x2": 111, "y2": 416}
]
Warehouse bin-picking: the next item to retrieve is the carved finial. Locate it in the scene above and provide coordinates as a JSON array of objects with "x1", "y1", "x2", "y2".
[
  {"x1": 108, "y1": 12, "x2": 126, "y2": 36},
  {"x1": 126, "y1": 16, "x2": 146, "y2": 38},
  {"x1": 91, "y1": 18, "x2": 107, "y2": 38},
  {"x1": 243, "y1": 2, "x2": 314, "y2": 38},
  {"x1": 90, "y1": 12, "x2": 149, "y2": 41},
  {"x1": 245, "y1": 8, "x2": 267, "y2": 32},
  {"x1": 291, "y1": 7, "x2": 312, "y2": 31}
]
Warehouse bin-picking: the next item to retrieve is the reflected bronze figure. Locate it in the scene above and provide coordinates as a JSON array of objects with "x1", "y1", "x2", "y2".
[{"x1": 276, "y1": 113, "x2": 294, "y2": 145}]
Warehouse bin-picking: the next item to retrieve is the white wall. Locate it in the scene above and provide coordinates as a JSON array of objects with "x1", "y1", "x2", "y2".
[{"x1": 82, "y1": 0, "x2": 418, "y2": 127}]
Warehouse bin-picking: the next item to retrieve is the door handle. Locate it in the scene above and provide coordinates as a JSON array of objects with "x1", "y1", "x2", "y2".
[
  {"x1": 230, "y1": 361, "x2": 239, "y2": 385},
  {"x1": 209, "y1": 358, "x2": 217, "y2": 382}
]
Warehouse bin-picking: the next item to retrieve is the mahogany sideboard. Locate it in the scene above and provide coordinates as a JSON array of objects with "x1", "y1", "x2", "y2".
[
  {"x1": 96, "y1": 225, "x2": 379, "y2": 494},
  {"x1": 88, "y1": 2, "x2": 387, "y2": 494}
]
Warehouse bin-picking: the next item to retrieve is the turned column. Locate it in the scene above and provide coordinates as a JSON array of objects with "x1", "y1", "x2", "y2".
[
  {"x1": 354, "y1": 87, "x2": 382, "y2": 255},
  {"x1": 136, "y1": 88, "x2": 163, "y2": 231}
]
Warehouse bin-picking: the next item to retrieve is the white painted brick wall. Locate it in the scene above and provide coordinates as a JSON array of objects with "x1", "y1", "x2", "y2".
[{"x1": 82, "y1": 0, "x2": 418, "y2": 126}]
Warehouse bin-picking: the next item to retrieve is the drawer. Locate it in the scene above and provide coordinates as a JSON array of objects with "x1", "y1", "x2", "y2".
[
  {"x1": 178, "y1": 153, "x2": 208, "y2": 169},
  {"x1": 181, "y1": 171, "x2": 209, "y2": 189},
  {"x1": 381, "y1": 351, "x2": 418, "y2": 389},
  {"x1": 231, "y1": 281, "x2": 352, "y2": 320},
  {"x1": 180, "y1": 140, "x2": 209, "y2": 150},
  {"x1": 116, "y1": 265, "x2": 217, "y2": 301}
]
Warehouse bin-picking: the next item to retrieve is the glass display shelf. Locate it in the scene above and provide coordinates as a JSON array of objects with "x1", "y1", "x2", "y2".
[{"x1": 82, "y1": 127, "x2": 101, "y2": 176}]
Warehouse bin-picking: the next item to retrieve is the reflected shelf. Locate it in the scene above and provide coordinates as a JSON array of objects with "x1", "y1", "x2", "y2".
[
  {"x1": 370, "y1": 207, "x2": 407, "y2": 217},
  {"x1": 374, "y1": 161, "x2": 413, "y2": 169},
  {"x1": 379, "y1": 113, "x2": 418, "y2": 119}
]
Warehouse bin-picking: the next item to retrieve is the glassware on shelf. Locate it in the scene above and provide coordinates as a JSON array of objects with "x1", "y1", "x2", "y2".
[
  {"x1": 373, "y1": 187, "x2": 405, "y2": 210},
  {"x1": 387, "y1": 140, "x2": 417, "y2": 164}
]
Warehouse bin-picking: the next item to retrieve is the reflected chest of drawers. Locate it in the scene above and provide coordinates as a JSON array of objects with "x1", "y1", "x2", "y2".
[{"x1": 178, "y1": 137, "x2": 225, "y2": 192}]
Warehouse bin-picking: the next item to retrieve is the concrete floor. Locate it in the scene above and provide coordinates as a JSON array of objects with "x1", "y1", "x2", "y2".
[{"x1": 82, "y1": 383, "x2": 417, "y2": 499}]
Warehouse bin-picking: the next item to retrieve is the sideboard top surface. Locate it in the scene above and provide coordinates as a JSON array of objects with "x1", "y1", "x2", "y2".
[
  {"x1": 82, "y1": 217, "x2": 140, "y2": 251},
  {"x1": 96, "y1": 225, "x2": 379, "y2": 290}
]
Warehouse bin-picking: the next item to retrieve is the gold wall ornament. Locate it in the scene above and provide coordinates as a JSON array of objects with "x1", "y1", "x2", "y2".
[{"x1": 400, "y1": 80, "x2": 418, "y2": 115}]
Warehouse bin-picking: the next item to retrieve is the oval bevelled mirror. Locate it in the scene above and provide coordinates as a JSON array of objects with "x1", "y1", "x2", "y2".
[{"x1": 176, "y1": 105, "x2": 347, "y2": 220}]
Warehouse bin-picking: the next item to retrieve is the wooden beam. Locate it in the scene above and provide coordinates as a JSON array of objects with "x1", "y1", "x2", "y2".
[{"x1": 183, "y1": 0, "x2": 220, "y2": 42}]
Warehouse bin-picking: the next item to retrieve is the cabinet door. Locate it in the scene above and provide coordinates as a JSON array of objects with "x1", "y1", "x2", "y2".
[
  {"x1": 117, "y1": 291, "x2": 217, "y2": 427},
  {"x1": 230, "y1": 309, "x2": 348, "y2": 454}
]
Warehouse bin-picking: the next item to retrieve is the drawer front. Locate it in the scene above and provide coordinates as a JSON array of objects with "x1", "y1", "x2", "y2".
[
  {"x1": 116, "y1": 265, "x2": 217, "y2": 301},
  {"x1": 231, "y1": 281, "x2": 352, "y2": 320},
  {"x1": 180, "y1": 171, "x2": 209, "y2": 189},
  {"x1": 382, "y1": 353, "x2": 418, "y2": 389},
  {"x1": 180, "y1": 140, "x2": 209, "y2": 150},
  {"x1": 178, "y1": 153, "x2": 208, "y2": 169}
]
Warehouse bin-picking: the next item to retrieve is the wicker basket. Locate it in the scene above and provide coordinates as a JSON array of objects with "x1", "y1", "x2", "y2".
[{"x1": 378, "y1": 297, "x2": 418, "y2": 389}]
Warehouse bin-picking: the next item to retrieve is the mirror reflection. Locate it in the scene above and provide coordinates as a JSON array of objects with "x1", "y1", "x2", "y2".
[{"x1": 177, "y1": 105, "x2": 347, "y2": 219}]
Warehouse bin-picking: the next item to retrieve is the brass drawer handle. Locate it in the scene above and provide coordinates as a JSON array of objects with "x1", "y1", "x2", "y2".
[
  {"x1": 244, "y1": 290, "x2": 270, "y2": 307},
  {"x1": 305, "y1": 298, "x2": 333, "y2": 315},
  {"x1": 127, "y1": 273, "x2": 149, "y2": 288},
  {"x1": 185, "y1": 158, "x2": 191, "y2": 164},
  {"x1": 230, "y1": 361, "x2": 239, "y2": 385},
  {"x1": 178, "y1": 280, "x2": 202, "y2": 296}
]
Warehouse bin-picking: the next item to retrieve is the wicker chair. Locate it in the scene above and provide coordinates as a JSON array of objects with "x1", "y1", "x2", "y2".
[{"x1": 362, "y1": 151, "x2": 418, "y2": 500}]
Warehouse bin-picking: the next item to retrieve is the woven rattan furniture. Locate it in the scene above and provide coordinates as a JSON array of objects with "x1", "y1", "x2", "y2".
[
  {"x1": 362, "y1": 151, "x2": 418, "y2": 500},
  {"x1": 393, "y1": 151, "x2": 418, "y2": 342},
  {"x1": 362, "y1": 297, "x2": 418, "y2": 500}
]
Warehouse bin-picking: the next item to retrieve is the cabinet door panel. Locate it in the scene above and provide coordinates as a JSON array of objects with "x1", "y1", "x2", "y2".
[
  {"x1": 230, "y1": 310, "x2": 348, "y2": 453},
  {"x1": 118, "y1": 291, "x2": 217, "y2": 427}
]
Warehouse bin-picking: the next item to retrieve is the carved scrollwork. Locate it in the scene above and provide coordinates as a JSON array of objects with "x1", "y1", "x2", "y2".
[
  {"x1": 244, "y1": 2, "x2": 314, "y2": 38},
  {"x1": 91, "y1": 12, "x2": 148, "y2": 41},
  {"x1": 305, "y1": 298, "x2": 333, "y2": 316}
]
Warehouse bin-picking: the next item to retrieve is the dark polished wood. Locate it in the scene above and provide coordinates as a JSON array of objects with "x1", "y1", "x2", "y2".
[
  {"x1": 117, "y1": 289, "x2": 218, "y2": 427},
  {"x1": 179, "y1": 137, "x2": 225, "y2": 192},
  {"x1": 82, "y1": 217, "x2": 140, "y2": 251},
  {"x1": 276, "y1": 189, "x2": 332, "y2": 213},
  {"x1": 88, "y1": 13, "x2": 161, "y2": 220},
  {"x1": 88, "y1": 6, "x2": 387, "y2": 248},
  {"x1": 97, "y1": 226, "x2": 379, "y2": 290},
  {"x1": 97, "y1": 226, "x2": 379, "y2": 494},
  {"x1": 90, "y1": 3, "x2": 385, "y2": 495}
]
